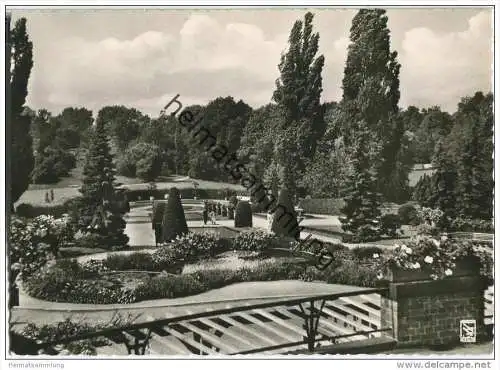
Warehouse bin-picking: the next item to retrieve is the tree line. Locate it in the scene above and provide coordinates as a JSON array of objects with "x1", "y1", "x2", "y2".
[{"x1": 9, "y1": 10, "x2": 493, "y2": 233}]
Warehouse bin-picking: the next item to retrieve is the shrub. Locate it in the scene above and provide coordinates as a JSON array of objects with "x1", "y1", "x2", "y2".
[
  {"x1": 271, "y1": 188, "x2": 299, "y2": 239},
  {"x1": 374, "y1": 235, "x2": 493, "y2": 281},
  {"x1": 380, "y1": 214, "x2": 402, "y2": 238},
  {"x1": 151, "y1": 201, "x2": 167, "y2": 229},
  {"x1": 167, "y1": 232, "x2": 225, "y2": 262},
  {"x1": 23, "y1": 264, "x2": 136, "y2": 305},
  {"x1": 234, "y1": 201, "x2": 253, "y2": 227},
  {"x1": 103, "y1": 253, "x2": 155, "y2": 271},
  {"x1": 351, "y1": 246, "x2": 384, "y2": 260},
  {"x1": 9, "y1": 215, "x2": 71, "y2": 283},
  {"x1": 398, "y1": 203, "x2": 419, "y2": 225},
  {"x1": 58, "y1": 246, "x2": 107, "y2": 259},
  {"x1": 73, "y1": 233, "x2": 105, "y2": 250},
  {"x1": 227, "y1": 205, "x2": 235, "y2": 220},
  {"x1": 15, "y1": 203, "x2": 71, "y2": 219},
  {"x1": 161, "y1": 187, "x2": 189, "y2": 242},
  {"x1": 318, "y1": 259, "x2": 378, "y2": 287},
  {"x1": 21, "y1": 319, "x2": 110, "y2": 355},
  {"x1": 80, "y1": 259, "x2": 109, "y2": 277},
  {"x1": 228, "y1": 196, "x2": 238, "y2": 207},
  {"x1": 449, "y1": 216, "x2": 494, "y2": 233},
  {"x1": 151, "y1": 245, "x2": 186, "y2": 271},
  {"x1": 297, "y1": 198, "x2": 345, "y2": 215},
  {"x1": 233, "y1": 230, "x2": 279, "y2": 253},
  {"x1": 135, "y1": 274, "x2": 205, "y2": 300}
]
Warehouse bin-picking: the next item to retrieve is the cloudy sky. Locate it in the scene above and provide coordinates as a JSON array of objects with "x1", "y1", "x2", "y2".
[{"x1": 11, "y1": 7, "x2": 493, "y2": 117}]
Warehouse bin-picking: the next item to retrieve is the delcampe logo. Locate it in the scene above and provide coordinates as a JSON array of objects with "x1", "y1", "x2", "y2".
[{"x1": 460, "y1": 319, "x2": 477, "y2": 343}]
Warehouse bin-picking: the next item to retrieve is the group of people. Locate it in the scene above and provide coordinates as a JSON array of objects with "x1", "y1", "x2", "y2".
[{"x1": 202, "y1": 201, "x2": 217, "y2": 225}]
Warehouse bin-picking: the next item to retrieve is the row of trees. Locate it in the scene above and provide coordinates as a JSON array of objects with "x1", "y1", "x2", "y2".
[
  {"x1": 9, "y1": 11, "x2": 493, "y2": 244},
  {"x1": 413, "y1": 92, "x2": 493, "y2": 222}
]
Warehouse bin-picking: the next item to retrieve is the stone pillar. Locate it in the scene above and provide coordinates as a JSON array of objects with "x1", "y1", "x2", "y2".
[{"x1": 381, "y1": 264, "x2": 488, "y2": 348}]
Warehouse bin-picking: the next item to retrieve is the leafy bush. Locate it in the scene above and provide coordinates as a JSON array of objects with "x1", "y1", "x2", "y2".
[
  {"x1": 380, "y1": 214, "x2": 402, "y2": 238},
  {"x1": 398, "y1": 202, "x2": 419, "y2": 225},
  {"x1": 449, "y1": 216, "x2": 493, "y2": 233},
  {"x1": 228, "y1": 196, "x2": 238, "y2": 207},
  {"x1": 227, "y1": 205, "x2": 235, "y2": 219},
  {"x1": 235, "y1": 201, "x2": 252, "y2": 227},
  {"x1": 16, "y1": 203, "x2": 70, "y2": 219},
  {"x1": 9, "y1": 215, "x2": 72, "y2": 283},
  {"x1": 58, "y1": 246, "x2": 107, "y2": 259},
  {"x1": 23, "y1": 264, "x2": 136, "y2": 304},
  {"x1": 151, "y1": 201, "x2": 166, "y2": 229},
  {"x1": 124, "y1": 188, "x2": 238, "y2": 202},
  {"x1": 161, "y1": 187, "x2": 189, "y2": 242},
  {"x1": 103, "y1": 253, "x2": 155, "y2": 271},
  {"x1": 20, "y1": 319, "x2": 110, "y2": 355},
  {"x1": 374, "y1": 235, "x2": 493, "y2": 281},
  {"x1": 73, "y1": 232, "x2": 105, "y2": 250},
  {"x1": 166, "y1": 232, "x2": 226, "y2": 262},
  {"x1": 80, "y1": 259, "x2": 109, "y2": 277},
  {"x1": 271, "y1": 188, "x2": 299, "y2": 239},
  {"x1": 351, "y1": 246, "x2": 384, "y2": 260},
  {"x1": 297, "y1": 198, "x2": 346, "y2": 215},
  {"x1": 233, "y1": 230, "x2": 280, "y2": 253},
  {"x1": 151, "y1": 246, "x2": 186, "y2": 271}
]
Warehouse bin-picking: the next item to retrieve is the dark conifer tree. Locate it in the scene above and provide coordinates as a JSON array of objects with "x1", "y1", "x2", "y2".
[
  {"x1": 340, "y1": 120, "x2": 382, "y2": 241},
  {"x1": 79, "y1": 119, "x2": 129, "y2": 249}
]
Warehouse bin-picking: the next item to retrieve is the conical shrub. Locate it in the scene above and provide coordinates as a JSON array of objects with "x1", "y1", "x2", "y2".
[
  {"x1": 234, "y1": 201, "x2": 252, "y2": 227},
  {"x1": 161, "y1": 187, "x2": 189, "y2": 242},
  {"x1": 271, "y1": 188, "x2": 299, "y2": 239}
]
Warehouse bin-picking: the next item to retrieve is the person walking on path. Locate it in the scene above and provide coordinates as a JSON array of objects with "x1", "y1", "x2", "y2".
[
  {"x1": 210, "y1": 210, "x2": 217, "y2": 225},
  {"x1": 202, "y1": 201, "x2": 208, "y2": 225}
]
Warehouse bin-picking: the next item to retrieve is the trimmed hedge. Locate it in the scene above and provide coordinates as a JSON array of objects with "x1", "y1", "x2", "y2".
[
  {"x1": 298, "y1": 198, "x2": 345, "y2": 215},
  {"x1": 124, "y1": 187, "x2": 240, "y2": 201},
  {"x1": 234, "y1": 201, "x2": 252, "y2": 227},
  {"x1": 15, "y1": 198, "x2": 82, "y2": 219}
]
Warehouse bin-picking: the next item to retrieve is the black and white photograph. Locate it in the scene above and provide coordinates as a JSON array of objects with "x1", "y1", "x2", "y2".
[{"x1": 3, "y1": 1, "x2": 496, "y2": 367}]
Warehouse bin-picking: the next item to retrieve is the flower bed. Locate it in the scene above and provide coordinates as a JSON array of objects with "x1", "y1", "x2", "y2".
[
  {"x1": 374, "y1": 235, "x2": 492, "y2": 282},
  {"x1": 21, "y1": 240, "x2": 379, "y2": 304},
  {"x1": 20, "y1": 227, "x2": 493, "y2": 305}
]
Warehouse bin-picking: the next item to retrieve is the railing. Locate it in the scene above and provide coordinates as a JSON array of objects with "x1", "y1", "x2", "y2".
[{"x1": 15, "y1": 288, "x2": 394, "y2": 356}]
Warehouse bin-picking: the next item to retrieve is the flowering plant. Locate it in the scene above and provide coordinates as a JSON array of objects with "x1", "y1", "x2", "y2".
[
  {"x1": 9, "y1": 215, "x2": 73, "y2": 282},
  {"x1": 373, "y1": 234, "x2": 486, "y2": 280}
]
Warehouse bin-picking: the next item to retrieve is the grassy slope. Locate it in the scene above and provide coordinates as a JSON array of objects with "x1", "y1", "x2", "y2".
[{"x1": 18, "y1": 166, "x2": 245, "y2": 207}]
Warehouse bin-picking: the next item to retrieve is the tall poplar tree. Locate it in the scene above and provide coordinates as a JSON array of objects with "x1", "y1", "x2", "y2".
[
  {"x1": 340, "y1": 9, "x2": 404, "y2": 202},
  {"x1": 272, "y1": 11, "x2": 325, "y2": 198},
  {"x1": 9, "y1": 17, "x2": 34, "y2": 209}
]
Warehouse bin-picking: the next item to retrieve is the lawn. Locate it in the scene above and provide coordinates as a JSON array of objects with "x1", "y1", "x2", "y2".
[{"x1": 17, "y1": 172, "x2": 246, "y2": 207}]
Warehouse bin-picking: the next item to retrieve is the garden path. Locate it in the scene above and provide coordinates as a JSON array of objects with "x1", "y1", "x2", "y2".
[{"x1": 123, "y1": 204, "x2": 400, "y2": 250}]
